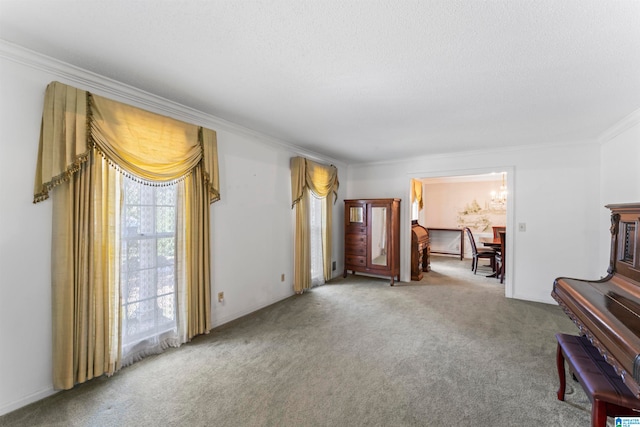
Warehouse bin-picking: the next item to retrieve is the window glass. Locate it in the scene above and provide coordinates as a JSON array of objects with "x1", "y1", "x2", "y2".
[{"x1": 121, "y1": 177, "x2": 177, "y2": 355}]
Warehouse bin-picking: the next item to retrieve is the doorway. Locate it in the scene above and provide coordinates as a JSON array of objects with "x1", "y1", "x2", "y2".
[{"x1": 407, "y1": 168, "x2": 514, "y2": 297}]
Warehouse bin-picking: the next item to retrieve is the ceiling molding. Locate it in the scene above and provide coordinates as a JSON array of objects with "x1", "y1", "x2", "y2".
[
  {"x1": 0, "y1": 39, "x2": 344, "y2": 168},
  {"x1": 598, "y1": 108, "x2": 640, "y2": 143},
  {"x1": 351, "y1": 138, "x2": 600, "y2": 169}
]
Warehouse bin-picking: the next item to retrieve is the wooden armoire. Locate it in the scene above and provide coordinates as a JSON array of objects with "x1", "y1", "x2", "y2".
[{"x1": 343, "y1": 198, "x2": 401, "y2": 285}]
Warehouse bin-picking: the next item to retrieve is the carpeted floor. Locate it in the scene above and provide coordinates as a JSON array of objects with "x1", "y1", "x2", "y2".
[{"x1": 1, "y1": 256, "x2": 600, "y2": 426}]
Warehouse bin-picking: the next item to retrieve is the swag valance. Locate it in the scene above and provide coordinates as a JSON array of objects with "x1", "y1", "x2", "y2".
[
  {"x1": 34, "y1": 81, "x2": 220, "y2": 202},
  {"x1": 290, "y1": 156, "x2": 339, "y2": 208}
]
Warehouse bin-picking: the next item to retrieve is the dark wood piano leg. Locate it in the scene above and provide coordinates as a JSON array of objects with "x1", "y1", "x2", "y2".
[
  {"x1": 591, "y1": 401, "x2": 607, "y2": 427},
  {"x1": 556, "y1": 342, "x2": 566, "y2": 401}
]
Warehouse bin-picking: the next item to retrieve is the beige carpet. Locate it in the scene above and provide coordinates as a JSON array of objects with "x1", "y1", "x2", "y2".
[{"x1": 1, "y1": 256, "x2": 599, "y2": 426}]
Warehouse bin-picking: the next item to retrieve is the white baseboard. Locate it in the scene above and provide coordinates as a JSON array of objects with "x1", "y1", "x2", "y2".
[
  {"x1": 0, "y1": 387, "x2": 57, "y2": 417},
  {"x1": 211, "y1": 291, "x2": 295, "y2": 329}
]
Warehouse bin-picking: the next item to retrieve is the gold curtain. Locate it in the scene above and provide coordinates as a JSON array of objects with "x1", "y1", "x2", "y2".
[
  {"x1": 293, "y1": 189, "x2": 311, "y2": 292},
  {"x1": 290, "y1": 157, "x2": 339, "y2": 293},
  {"x1": 34, "y1": 83, "x2": 90, "y2": 203},
  {"x1": 411, "y1": 179, "x2": 423, "y2": 210},
  {"x1": 35, "y1": 81, "x2": 219, "y2": 389},
  {"x1": 51, "y1": 152, "x2": 122, "y2": 389},
  {"x1": 183, "y1": 164, "x2": 212, "y2": 337}
]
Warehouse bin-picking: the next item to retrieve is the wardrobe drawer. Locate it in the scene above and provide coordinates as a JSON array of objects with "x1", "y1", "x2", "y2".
[
  {"x1": 345, "y1": 234, "x2": 367, "y2": 245},
  {"x1": 346, "y1": 225, "x2": 367, "y2": 235},
  {"x1": 346, "y1": 255, "x2": 366, "y2": 267},
  {"x1": 345, "y1": 244, "x2": 366, "y2": 256}
]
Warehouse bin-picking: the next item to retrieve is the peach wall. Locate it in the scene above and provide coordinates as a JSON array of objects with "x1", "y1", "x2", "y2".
[{"x1": 420, "y1": 179, "x2": 507, "y2": 232}]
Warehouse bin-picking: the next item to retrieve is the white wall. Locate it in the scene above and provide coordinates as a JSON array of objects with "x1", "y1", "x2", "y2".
[
  {"x1": 0, "y1": 46, "x2": 56, "y2": 418},
  {"x1": 210, "y1": 129, "x2": 344, "y2": 326},
  {"x1": 598, "y1": 112, "x2": 640, "y2": 264},
  {"x1": 347, "y1": 142, "x2": 603, "y2": 304},
  {"x1": 0, "y1": 44, "x2": 345, "y2": 415}
]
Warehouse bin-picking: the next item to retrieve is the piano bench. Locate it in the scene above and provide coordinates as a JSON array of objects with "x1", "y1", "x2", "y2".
[{"x1": 555, "y1": 333, "x2": 640, "y2": 427}]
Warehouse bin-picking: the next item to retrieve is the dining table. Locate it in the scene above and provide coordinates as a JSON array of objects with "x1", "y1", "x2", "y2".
[{"x1": 479, "y1": 236, "x2": 502, "y2": 249}]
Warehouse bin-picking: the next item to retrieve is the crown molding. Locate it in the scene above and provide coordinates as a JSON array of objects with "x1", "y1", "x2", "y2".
[
  {"x1": 350, "y1": 138, "x2": 600, "y2": 168},
  {"x1": 598, "y1": 108, "x2": 640, "y2": 143},
  {"x1": 0, "y1": 39, "x2": 344, "y2": 167}
]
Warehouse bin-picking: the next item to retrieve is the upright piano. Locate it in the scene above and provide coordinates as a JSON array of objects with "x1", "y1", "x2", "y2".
[{"x1": 552, "y1": 203, "x2": 640, "y2": 397}]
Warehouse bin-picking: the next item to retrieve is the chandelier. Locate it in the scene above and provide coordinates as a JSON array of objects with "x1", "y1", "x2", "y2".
[{"x1": 490, "y1": 173, "x2": 507, "y2": 210}]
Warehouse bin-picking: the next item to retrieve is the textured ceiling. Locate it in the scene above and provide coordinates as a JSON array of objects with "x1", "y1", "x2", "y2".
[{"x1": 1, "y1": 0, "x2": 639, "y2": 164}]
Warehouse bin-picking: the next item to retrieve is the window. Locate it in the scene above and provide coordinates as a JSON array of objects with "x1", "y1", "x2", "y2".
[
  {"x1": 411, "y1": 199, "x2": 419, "y2": 221},
  {"x1": 121, "y1": 177, "x2": 178, "y2": 360},
  {"x1": 36, "y1": 82, "x2": 219, "y2": 389},
  {"x1": 309, "y1": 192, "x2": 325, "y2": 287}
]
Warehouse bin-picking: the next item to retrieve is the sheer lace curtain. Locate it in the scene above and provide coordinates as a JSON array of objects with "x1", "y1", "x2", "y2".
[
  {"x1": 309, "y1": 191, "x2": 325, "y2": 287},
  {"x1": 119, "y1": 176, "x2": 188, "y2": 368}
]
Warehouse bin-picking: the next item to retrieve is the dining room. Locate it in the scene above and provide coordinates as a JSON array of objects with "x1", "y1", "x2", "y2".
[{"x1": 410, "y1": 172, "x2": 509, "y2": 285}]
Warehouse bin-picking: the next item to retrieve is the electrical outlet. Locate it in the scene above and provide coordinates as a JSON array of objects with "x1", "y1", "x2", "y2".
[
  {"x1": 217, "y1": 292, "x2": 224, "y2": 302},
  {"x1": 332, "y1": 261, "x2": 336, "y2": 271},
  {"x1": 281, "y1": 274, "x2": 285, "y2": 282}
]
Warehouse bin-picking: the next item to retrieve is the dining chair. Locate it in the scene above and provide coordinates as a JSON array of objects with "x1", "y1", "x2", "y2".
[
  {"x1": 492, "y1": 226, "x2": 506, "y2": 239},
  {"x1": 464, "y1": 227, "x2": 496, "y2": 275},
  {"x1": 495, "y1": 231, "x2": 506, "y2": 283}
]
